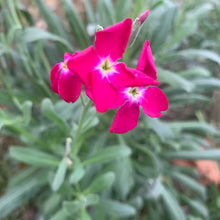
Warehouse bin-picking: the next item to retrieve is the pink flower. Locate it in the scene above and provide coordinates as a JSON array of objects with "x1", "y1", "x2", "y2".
[
  {"x1": 50, "y1": 52, "x2": 82, "y2": 103},
  {"x1": 67, "y1": 19, "x2": 138, "y2": 113},
  {"x1": 109, "y1": 41, "x2": 168, "y2": 134},
  {"x1": 109, "y1": 86, "x2": 168, "y2": 134}
]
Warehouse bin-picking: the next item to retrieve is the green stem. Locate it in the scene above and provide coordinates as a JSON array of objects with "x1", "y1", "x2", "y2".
[{"x1": 71, "y1": 99, "x2": 92, "y2": 156}]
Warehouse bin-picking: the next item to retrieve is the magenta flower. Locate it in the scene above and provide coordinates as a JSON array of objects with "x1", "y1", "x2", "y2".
[
  {"x1": 109, "y1": 41, "x2": 168, "y2": 134},
  {"x1": 109, "y1": 86, "x2": 168, "y2": 134},
  {"x1": 50, "y1": 52, "x2": 82, "y2": 103},
  {"x1": 67, "y1": 18, "x2": 137, "y2": 113}
]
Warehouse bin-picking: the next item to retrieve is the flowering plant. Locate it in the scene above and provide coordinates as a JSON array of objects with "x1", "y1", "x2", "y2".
[
  {"x1": 1, "y1": 1, "x2": 220, "y2": 219},
  {"x1": 50, "y1": 10, "x2": 168, "y2": 133}
]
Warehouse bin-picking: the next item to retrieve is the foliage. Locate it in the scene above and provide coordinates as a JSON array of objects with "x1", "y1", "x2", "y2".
[{"x1": 0, "y1": 0, "x2": 220, "y2": 219}]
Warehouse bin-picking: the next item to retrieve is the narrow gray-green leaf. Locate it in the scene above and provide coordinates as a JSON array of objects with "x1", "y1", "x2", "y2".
[
  {"x1": 84, "y1": 0, "x2": 95, "y2": 23},
  {"x1": 0, "y1": 171, "x2": 47, "y2": 218},
  {"x1": 171, "y1": 172, "x2": 206, "y2": 199},
  {"x1": 10, "y1": 146, "x2": 59, "y2": 167},
  {"x1": 115, "y1": 0, "x2": 131, "y2": 21},
  {"x1": 69, "y1": 163, "x2": 85, "y2": 184},
  {"x1": 62, "y1": 0, "x2": 90, "y2": 48},
  {"x1": 164, "y1": 149, "x2": 220, "y2": 160},
  {"x1": 100, "y1": 199, "x2": 136, "y2": 218},
  {"x1": 52, "y1": 157, "x2": 67, "y2": 191},
  {"x1": 84, "y1": 172, "x2": 115, "y2": 194},
  {"x1": 49, "y1": 208, "x2": 69, "y2": 220},
  {"x1": 83, "y1": 145, "x2": 131, "y2": 165},
  {"x1": 157, "y1": 68, "x2": 194, "y2": 92},
  {"x1": 181, "y1": 196, "x2": 208, "y2": 219},
  {"x1": 41, "y1": 98, "x2": 68, "y2": 133},
  {"x1": 22, "y1": 27, "x2": 73, "y2": 49},
  {"x1": 178, "y1": 49, "x2": 220, "y2": 65},
  {"x1": 161, "y1": 185, "x2": 186, "y2": 220}
]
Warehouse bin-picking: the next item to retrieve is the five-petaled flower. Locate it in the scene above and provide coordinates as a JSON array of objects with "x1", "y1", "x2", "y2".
[
  {"x1": 109, "y1": 40, "x2": 168, "y2": 133},
  {"x1": 50, "y1": 10, "x2": 169, "y2": 133},
  {"x1": 67, "y1": 18, "x2": 137, "y2": 113}
]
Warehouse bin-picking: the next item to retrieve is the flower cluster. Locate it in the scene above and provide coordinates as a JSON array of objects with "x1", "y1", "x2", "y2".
[{"x1": 50, "y1": 10, "x2": 168, "y2": 134}]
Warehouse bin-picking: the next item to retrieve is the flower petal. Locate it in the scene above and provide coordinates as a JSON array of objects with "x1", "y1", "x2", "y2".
[
  {"x1": 58, "y1": 70, "x2": 82, "y2": 103},
  {"x1": 91, "y1": 70, "x2": 119, "y2": 113},
  {"x1": 95, "y1": 18, "x2": 132, "y2": 62},
  {"x1": 67, "y1": 46, "x2": 100, "y2": 87},
  {"x1": 136, "y1": 40, "x2": 157, "y2": 80},
  {"x1": 139, "y1": 86, "x2": 168, "y2": 117},
  {"x1": 85, "y1": 87, "x2": 94, "y2": 101},
  {"x1": 107, "y1": 62, "x2": 135, "y2": 88},
  {"x1": 50, "y1": 63, "x2": 62, "y2": 93},
  {"x1": 110, "y1": 88, "x2": 128, "y2": 109},
  {"x1": 64, "y1": 51, "x2": 80, "y2": 61},
  {"x1": 126, "y1": 67, "x2": 159, "y2": 87},
  {"x1": 109, "y1": 100, "x2": 140, "y2": 134}
]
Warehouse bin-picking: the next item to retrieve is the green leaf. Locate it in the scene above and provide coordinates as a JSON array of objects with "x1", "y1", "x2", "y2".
[
  {"x1": 62, "y1": 0, "x2": 90, "y2": 48},
  {"x1": 181, "y1": 196, "x2": 208, "y2": 219},
  {"x1": 62, "y1": 200, "x2": 83, "y2": 215},
  {"x1": 0, "y1": 112, "x2": 21, "y2": 130},
  {"x1": 0, "y1": 171, "x2": 47, "y2": 219},
  {"x1": 188, "y1": 215, "x2": 203, "y2": 220},
  {"x1": 146, "y1": 117, "x2": 174, "y2": 141},
  {"x1": 157, "y1": 68, "x2": 194, "y2": 92},
  {"x1": 21, "y1": 27, "x2": 73, "y2": 49},
  {"x1": 52, "y1": 157, "x2": 67, "y2": 191},
  {"x1": 63, "y1": 194, "x2": 99, "y2": 215},
  {"x1": 21, "y1": 100, "x2": 32, "y2": 125},
  {"x1": 41, "y1": 193, "x2": 62, "y2": 216},
  {"x1": 69, "y1": 163, "x2": 85, "y2": 184},
  {"x1": 8, "y1": 167, "x2": 38, "y2": 189},
  {"x1": 10, "y1": 146, "x2": 59, "y2": 167},
  {"x1": 82, "y1": 107, "x2": 99, "y2": 132},
  {"x1": 193, "y1": 78, "x2": 220, "y2": 91},
  {"x1": 84, "y1": 172, "x2": 115, "y2": 194},
  {"x1": 114, "y1": 157, "x2": 134, "y2": 200},
  {"x1": 151, "y1": 3, "x2": 178, "y2": 51},
  {"x1": 169, "y1": 94, "x2": 210, "y2": 105},
  {"x1": 179, "y1": 67, "x2": 211, "y2": 78},
  {"x1": 84, "y1": 0, "x2": 95, "y2": 23},
  {"x1": 164, "y1": 3, "x2": 212, "y2": 49},
  {"x1": 169, "y1": 121, "x2": 219, "y2": 136},
  {"x1": 164, "y1": 149, "x2": 220, "y2": 160},
  {"x1": 177, "y1": 49, "x2": 220, "y2": 65},
  {"x1": 160, "y1": 185, "x2": 186, "y2": 220},
  {"x1": 83, "y1": 145, "x2": 131, "y2": 165},
  {"x1": 41, "y1": 98, "x2": 69, "y2": 133},
  {"x1": 34, "y1": 0, "x2": 69, "y2": 41},
  {"x1": 171, "y1": 172, "x2": 206, "y2": 199},
  {"x1": 49, "y1": 208, "x2": 69, "y2": 220},
  {"x1": 115, "y1": 0, "x2": 131, "y2": 21},
  {"x1": 100, "y1": 199, "x2": 136, "y2": 218},
  {"x1": 97, "y1": 0, "x2": 116, "y2": 27}
]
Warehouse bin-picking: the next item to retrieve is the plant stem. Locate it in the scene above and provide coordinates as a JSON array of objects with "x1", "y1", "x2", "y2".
[{"x1": 71, "y1": 99, "x2": 92, "y2": 156}]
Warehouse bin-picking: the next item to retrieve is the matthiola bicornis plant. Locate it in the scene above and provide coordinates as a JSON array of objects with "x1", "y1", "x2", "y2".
[{"x1": 50, "y1": 10, "x2": 168, "y2": 133}]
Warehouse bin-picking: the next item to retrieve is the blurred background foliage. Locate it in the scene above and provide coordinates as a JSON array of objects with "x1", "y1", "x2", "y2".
[{"x1": 0, "y1": 0, "x2": 220, "y2": 219}]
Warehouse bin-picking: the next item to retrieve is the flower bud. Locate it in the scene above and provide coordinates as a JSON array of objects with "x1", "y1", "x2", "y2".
[
  {"x1": 128, "y1": 10, "x2": 150, "y2": 47},
  {"x1": 96, "y1": 25, "x2": 104, "y2": 32},
  {"x1": 65, "y1": 137, "x2": 72, "y2": 155},
  {"x1": 138, "y1": 10, "x2": 150, "y2": 24}
]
